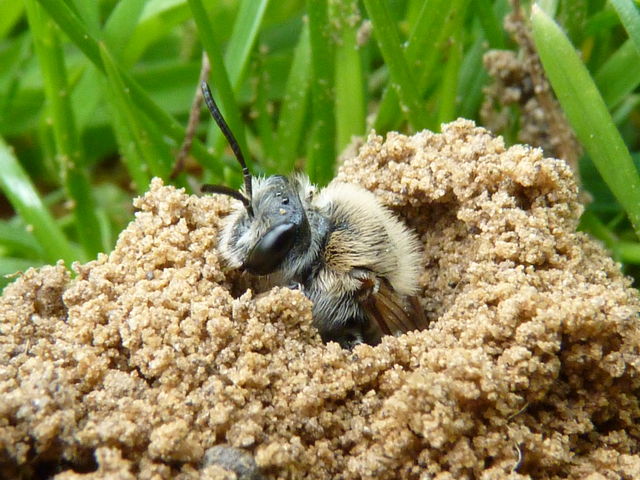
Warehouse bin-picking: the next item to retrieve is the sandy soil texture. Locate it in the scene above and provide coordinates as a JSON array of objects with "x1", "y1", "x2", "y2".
[{"x1": 1, "y1": 119, "x2": 639, "y2": 479}]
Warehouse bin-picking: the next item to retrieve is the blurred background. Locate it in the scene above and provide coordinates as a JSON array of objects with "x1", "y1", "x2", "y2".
[{"x1": 0, "y1": 0, "x2": 639, "y2": 289}]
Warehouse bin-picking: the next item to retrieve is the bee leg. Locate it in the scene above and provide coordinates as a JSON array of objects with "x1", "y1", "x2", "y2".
[
  {"x1": 340, "y1": 334, "x2": 364, "y2": 350},
  {"x1": 321, "y1": 326, "x2": 365, "y2": 350},
  {"x1": 354, "y1": 273, "x2": 379, "y2": 301},
  {"x1": 287, "y1": 282, "x2": 304, "y2": 292}
]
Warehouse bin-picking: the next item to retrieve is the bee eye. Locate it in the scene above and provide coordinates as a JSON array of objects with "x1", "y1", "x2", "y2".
[{"x1": 243, "y1": 223, "x2": 297, "y2": 275}]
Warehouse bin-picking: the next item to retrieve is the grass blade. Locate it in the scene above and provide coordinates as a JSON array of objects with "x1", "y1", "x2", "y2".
[
  {"x1": 100, "y1": 45, "x2": 170, "y2": 185},
  {"x1": 363, "y1": 0, "x2": 428, "y2": 130},
  {"x1": 103, "y1": 0, "x2": 147, "y2": 60},
  {"x1": 275, "y1": 22, "x2": 311, "y2": 173},
  {"x1": 532, "y1": 5, "x2": 640, "y2": 236},
  {"x1": 457, "y1": 34, "x2": 489, "y2": 119},
  {"x1": 187, "y1": 0, "x2": 249, "y2": 168},
  {"x1": 437, "y1": 31, "x2": 463, "y2": 125},
  {"x1": 252, "y1": 56, "x2": 276, "y2": 169},
  {"x1": 612, "y1": 93, "x2": 640, "y2": 125},
  {"x1": 0, "y1": 136, "x2": 78, "y2": 265},
  {"x1": 211, "y1": 0, "x2": 271, "y2": 167},
  {"x1": 618, "y1": 241, "x2": 640, "y2": 264},
  {"x1": 610, "y1": 0, "x2": 640, "y2": 54},
  {"x1": 595, "y1": 39, "x2": 640, "y2": 109},
  {"x1": 0, "y1": 36, "x2": 31, "y2": 128},
  {"x1": 25, "y1": 0, "x2": 104, "y2": 257},
  {"x1": 0, "y1": 0, "x2": 24, "y2": 37},
  {"x1": 474, "y1": 0, "x2": 506, "y2": 48},
  {"x1": 334, "y1": 0, "x2": 366, "y2": 152},
  {"x1": 373, "y1": 0, "x2": 463, "y2": 131},
  {"x1": 306, "y1": 0, "x2": 336, "y2": 185},
  {"x1": 34, "y1": 0, "x2": 102, "y2": 69},
  {"x1": 35, "y1": 0, "x2": 221, "y2": 176},
  {"x1": 0, "y1": 221, "x2": 43, "y2": 258},
  {"x1": 225, "y1": 0, "x2": 270, "y2": 87}
]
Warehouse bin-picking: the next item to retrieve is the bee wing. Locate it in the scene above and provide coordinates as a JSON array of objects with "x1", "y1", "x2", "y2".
[{"x1": 361, "y1": 278, "x2": 428, "y2": 338}]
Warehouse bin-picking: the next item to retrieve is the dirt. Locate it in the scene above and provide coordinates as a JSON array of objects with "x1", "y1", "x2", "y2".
[{"x1": 1, "y1": 119, "x2": 639, "y2": 479}]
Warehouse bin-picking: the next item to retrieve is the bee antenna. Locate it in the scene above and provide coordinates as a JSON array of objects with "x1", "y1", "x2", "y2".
[
  {"x1": 201, "y1": 184, "x2": 252, "y2": 209},
  {"x1": 200, "y1": 81, "x2": 254, "y2": 216}
]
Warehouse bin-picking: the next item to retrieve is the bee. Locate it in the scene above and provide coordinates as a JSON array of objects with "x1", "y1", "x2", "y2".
[{"x1": 200, "y1": 81, "x2": 427, "y2": 348}]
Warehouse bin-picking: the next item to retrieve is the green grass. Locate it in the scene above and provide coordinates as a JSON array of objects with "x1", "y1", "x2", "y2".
[{"x1": 0, "y1": 0, "x2": 639, "y2": 289}]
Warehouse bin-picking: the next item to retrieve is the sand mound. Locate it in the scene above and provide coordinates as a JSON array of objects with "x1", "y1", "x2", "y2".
[{"x1": 2, "y1": 119, "x2": 639, "y2": 479}]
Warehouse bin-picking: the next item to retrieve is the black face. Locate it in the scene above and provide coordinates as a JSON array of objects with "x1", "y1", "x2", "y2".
[{"x1": 242, "y1": 176, "x2": 310, "y2": 275}]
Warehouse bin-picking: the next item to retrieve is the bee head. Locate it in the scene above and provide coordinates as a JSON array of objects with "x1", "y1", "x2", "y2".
[
  {"x1": 200, "y1": 82, "x2": 311, "y2": 276},
  {"x1": 239, "y1": 175, "x2": 310, "y2": 275}
]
